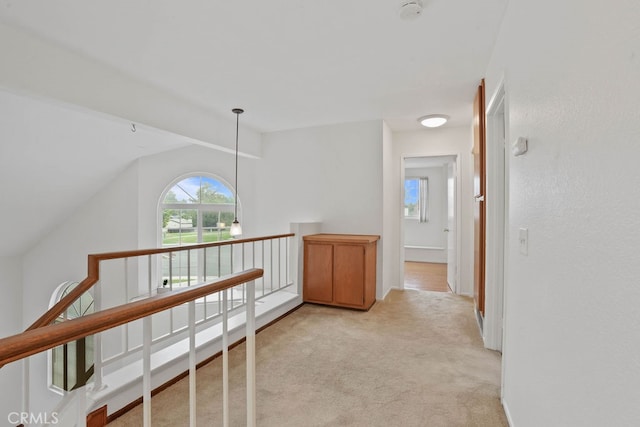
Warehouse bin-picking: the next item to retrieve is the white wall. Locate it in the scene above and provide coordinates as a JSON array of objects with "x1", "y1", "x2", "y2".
[
  {"x1": 22, "y1": 163, "x2": 140, "y2": 415},
  {"x1": 256, "y1": 121, "x2": 385, "y2": 296},
  {"x1": 393, "y1": 127, "x2": 474, "y2": 295},
  {"x1": 382, "y1": 121, "x2": 400, "y2": 297},
  {"x1": 404, "y1": 166, "x2": 448, "y2": 263},
  {"x1": 20, "y1": 139, "x2": 258, "y2": 416},
  {"x1": 486, "y1": 1, "x2": 640, "y2": 425},
  {"x1": 0, "y1": 256, "x2": 23, "y2": 422}
]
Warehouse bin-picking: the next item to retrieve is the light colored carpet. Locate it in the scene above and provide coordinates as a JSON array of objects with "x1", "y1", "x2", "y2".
[{"x1": 109, "y1": 289, "x2": 507, "y2": 426}]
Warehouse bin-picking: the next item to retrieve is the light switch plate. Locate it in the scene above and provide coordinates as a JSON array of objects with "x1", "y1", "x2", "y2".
[{"x1": 519, "y1": 228, "x2": 528, "y2": 255}]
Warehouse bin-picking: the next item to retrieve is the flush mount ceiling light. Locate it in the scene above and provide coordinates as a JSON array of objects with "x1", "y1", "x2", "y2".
[
  {"x1": 418, "y1": 114, "x2": 449, "y2": 128},
  {"x1": 398, "y1": 0, "x2": 424, "y2": 20}
]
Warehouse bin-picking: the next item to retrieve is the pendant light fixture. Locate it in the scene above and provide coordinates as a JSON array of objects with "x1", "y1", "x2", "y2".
[{"x1": 230, "y1": 108, "x2": 244, "y2": 237}]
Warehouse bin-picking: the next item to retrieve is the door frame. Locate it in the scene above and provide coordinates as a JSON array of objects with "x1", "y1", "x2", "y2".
[
  {"x1": 484, "y1": 78, "x2": 509, "y2": 352},
  {"x1": 446, "y1": 161, "x2": 457, "y2": 292},
  {"x1": 399, "y1": 154, "x2": 461, "y2": 294},
  {"x1": 473, "y1": 80, "x2": 487, "y2": 318}
]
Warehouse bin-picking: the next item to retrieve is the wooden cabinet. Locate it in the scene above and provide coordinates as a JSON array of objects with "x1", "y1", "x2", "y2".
[{"x1": 303, "y1": 234, "x2": 379, "y2": 310}]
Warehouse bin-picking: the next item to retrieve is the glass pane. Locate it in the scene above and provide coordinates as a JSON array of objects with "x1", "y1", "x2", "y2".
[
  {"x1": 51, "y1": 282, "x2": 95, "y2": 391},
  {"x1": 200, "y1": 176, "x2": 234, "y2": 204},
  {"x1": 66, "y1": 341, "x2": 77, "y2": 388},
  {"x1": 404, "y1": 178, "x2": 419, "y2": 217},
  {"x1": 163, "y1": 176, "x2": 235, "y2": 205},
  {"x1": 204, "y1": 246, "x2": 221, "y2": 280},
  {"x1": 219, "y1": 245, "x2": 232, "y2": 277},
  {"x1": 164, "y1": 176, "x2": 201, "y2": 204},
  {"x1": 163, "y1": 250, "x2": 198, "y2": 288},
  {"x1": 162, "y1": 210, "x2": 199, "y2": 288},
  {"x1": 52, "y1": 345, "x2": 64, "y2": 388},
  {"x1": 202, "y1": 212, "x2": 231, "y2": 242},
  {"x1": 84, "y1": 336, "x2": 94, "y2": 375},
  {"x1": 162, "y1": 209, "x2": 197, "y2": 246}
]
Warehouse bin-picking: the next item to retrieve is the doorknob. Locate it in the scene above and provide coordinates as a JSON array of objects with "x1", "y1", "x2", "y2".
[
  {"x1": 444, "y1": 228, "x2": 450, "y2": 232},
  {"x1": 474, "y1": 195, "x2": 485, "y2": 202}
]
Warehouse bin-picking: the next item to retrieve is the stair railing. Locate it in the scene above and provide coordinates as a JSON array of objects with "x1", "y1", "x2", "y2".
[
  {"x1": 2, "y1": 232, "x2": 295, "y2": 426},
  {"x1": 26, "y1": 233, "x2": 295, "y2": 333},
  {"x1": 1, "y1": 269, "x2": 263, "y2": 426}
]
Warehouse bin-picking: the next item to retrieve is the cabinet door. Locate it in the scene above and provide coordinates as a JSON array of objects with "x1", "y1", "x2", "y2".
[
  {"x1": 334, "y1": 244, "x2": 365, "y2": 307},
  {"x1": 304, "y1": 242, "x2": 333, "y2": 303}
]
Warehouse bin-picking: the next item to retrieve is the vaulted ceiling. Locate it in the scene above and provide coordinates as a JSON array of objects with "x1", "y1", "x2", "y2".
[{"x1": 0, "y1": 0, "x2": 507, "y2": 257}]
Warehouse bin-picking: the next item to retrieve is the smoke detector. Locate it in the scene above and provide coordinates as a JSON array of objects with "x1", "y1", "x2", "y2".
[{"x1": 398, "y1": 0, "x2": 424, "y2": 20}]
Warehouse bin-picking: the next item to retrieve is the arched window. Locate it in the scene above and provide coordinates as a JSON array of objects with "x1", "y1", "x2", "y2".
[
  {"x1": 160, "y1": 174, "x2": 238, "y2": 246},
  {"x1": 49, "y1": 281, "x2": 94, "y2": 392},
  {"x1": 159, "y1": 174, "x2": 238, "y2": 287}
]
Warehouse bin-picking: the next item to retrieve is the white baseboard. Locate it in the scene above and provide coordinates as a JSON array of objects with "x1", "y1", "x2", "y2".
[
  {"x1": 404, "y1": 246, "x2": 446, "y2": 263},
  {"x1": 404, "y1": 245, "x2": 444, "y2": 250},
  {"x1": 502, "y1": 396, "x2": 514, "y2": 426}
]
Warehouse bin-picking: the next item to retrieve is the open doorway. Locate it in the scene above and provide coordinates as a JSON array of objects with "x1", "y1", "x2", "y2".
[{"x1": 402, "y1": 155, "x2": 458, "y2": 293}]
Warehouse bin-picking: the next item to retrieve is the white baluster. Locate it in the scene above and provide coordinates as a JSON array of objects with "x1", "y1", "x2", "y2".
[
  {"x1": 189, "y1": 300, "x2": 196, "y2": 427},
  {"x1": 143, "y1": 316, "x2": 152, "y2": 427},
  {"x1": 76, "y1": 385, "x2": 87, "y2": 427},
  {"x1": 124, "y1": 258, "x2": 130, "y2": 355},
  {"x1": 92, "y1": 276, "x2": 103, "y2": 392},
  {"x1": 278, "y1": 239, "x2": 282, "y2": 289},
  {"x1": 246, "y1": 280, "x2": 256, "y2": 427},
  {"x1": 148, "y1": 255, "x2": 153, "y2": 296},
  {"x1": 222, "y1": 289, "x2": 229, "y2": 427},
  {"x1": 22, "y1": 358, "x2": 29, "y2": 423},
  {"x1": 261, "y1": 241, "x2": 265, "y2": 296}
]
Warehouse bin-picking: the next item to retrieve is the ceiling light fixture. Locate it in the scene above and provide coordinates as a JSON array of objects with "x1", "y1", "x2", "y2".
[
  {"x1": 230, "y1": 108, "x2": 244, "y2": 238},
  {"x1": 398, "y1": 0, "x2": 424, "y2": 20},
  {"x1": 418, "y1": 114, "x2": 449, "y2": 128}
]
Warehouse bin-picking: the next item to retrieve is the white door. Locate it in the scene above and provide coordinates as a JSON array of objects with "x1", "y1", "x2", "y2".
[{"x1": 446, "y1": 162, "x2": 457, "y2": 292}]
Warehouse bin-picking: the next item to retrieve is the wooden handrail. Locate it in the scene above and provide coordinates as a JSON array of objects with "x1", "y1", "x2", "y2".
[
  {"x1": 27, "y1": 233, "x2": 295, "y2": 331},
  {"x1": 0, "y1": 268, "x2": 263, "y2": 366}
]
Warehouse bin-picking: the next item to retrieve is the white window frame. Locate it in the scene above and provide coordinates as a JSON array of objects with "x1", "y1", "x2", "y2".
[
  {"x1": 404, "y1": 176, "x2": 429, "y2": 222},
  {"x1": 158, "y1": 173, "x2": 239, "y2": 288},
  {"x1": 159, "y1": 173, "x2": 239, "y2": 247}
]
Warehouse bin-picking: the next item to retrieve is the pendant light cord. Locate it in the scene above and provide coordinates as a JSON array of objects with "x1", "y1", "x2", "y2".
[{"x1": 234, "y1": 111, "x2": 239, "y2": 219}]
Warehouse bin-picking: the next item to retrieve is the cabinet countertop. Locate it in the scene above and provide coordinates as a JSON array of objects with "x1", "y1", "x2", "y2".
[{"x1": 303, "y1": 233, "x2": 380, "y2": 244}]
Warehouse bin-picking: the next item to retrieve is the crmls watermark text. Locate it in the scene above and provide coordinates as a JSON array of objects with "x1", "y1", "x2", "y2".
[{"x1": 8, "y1": 411, "x2": 59, "y2": 424}]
